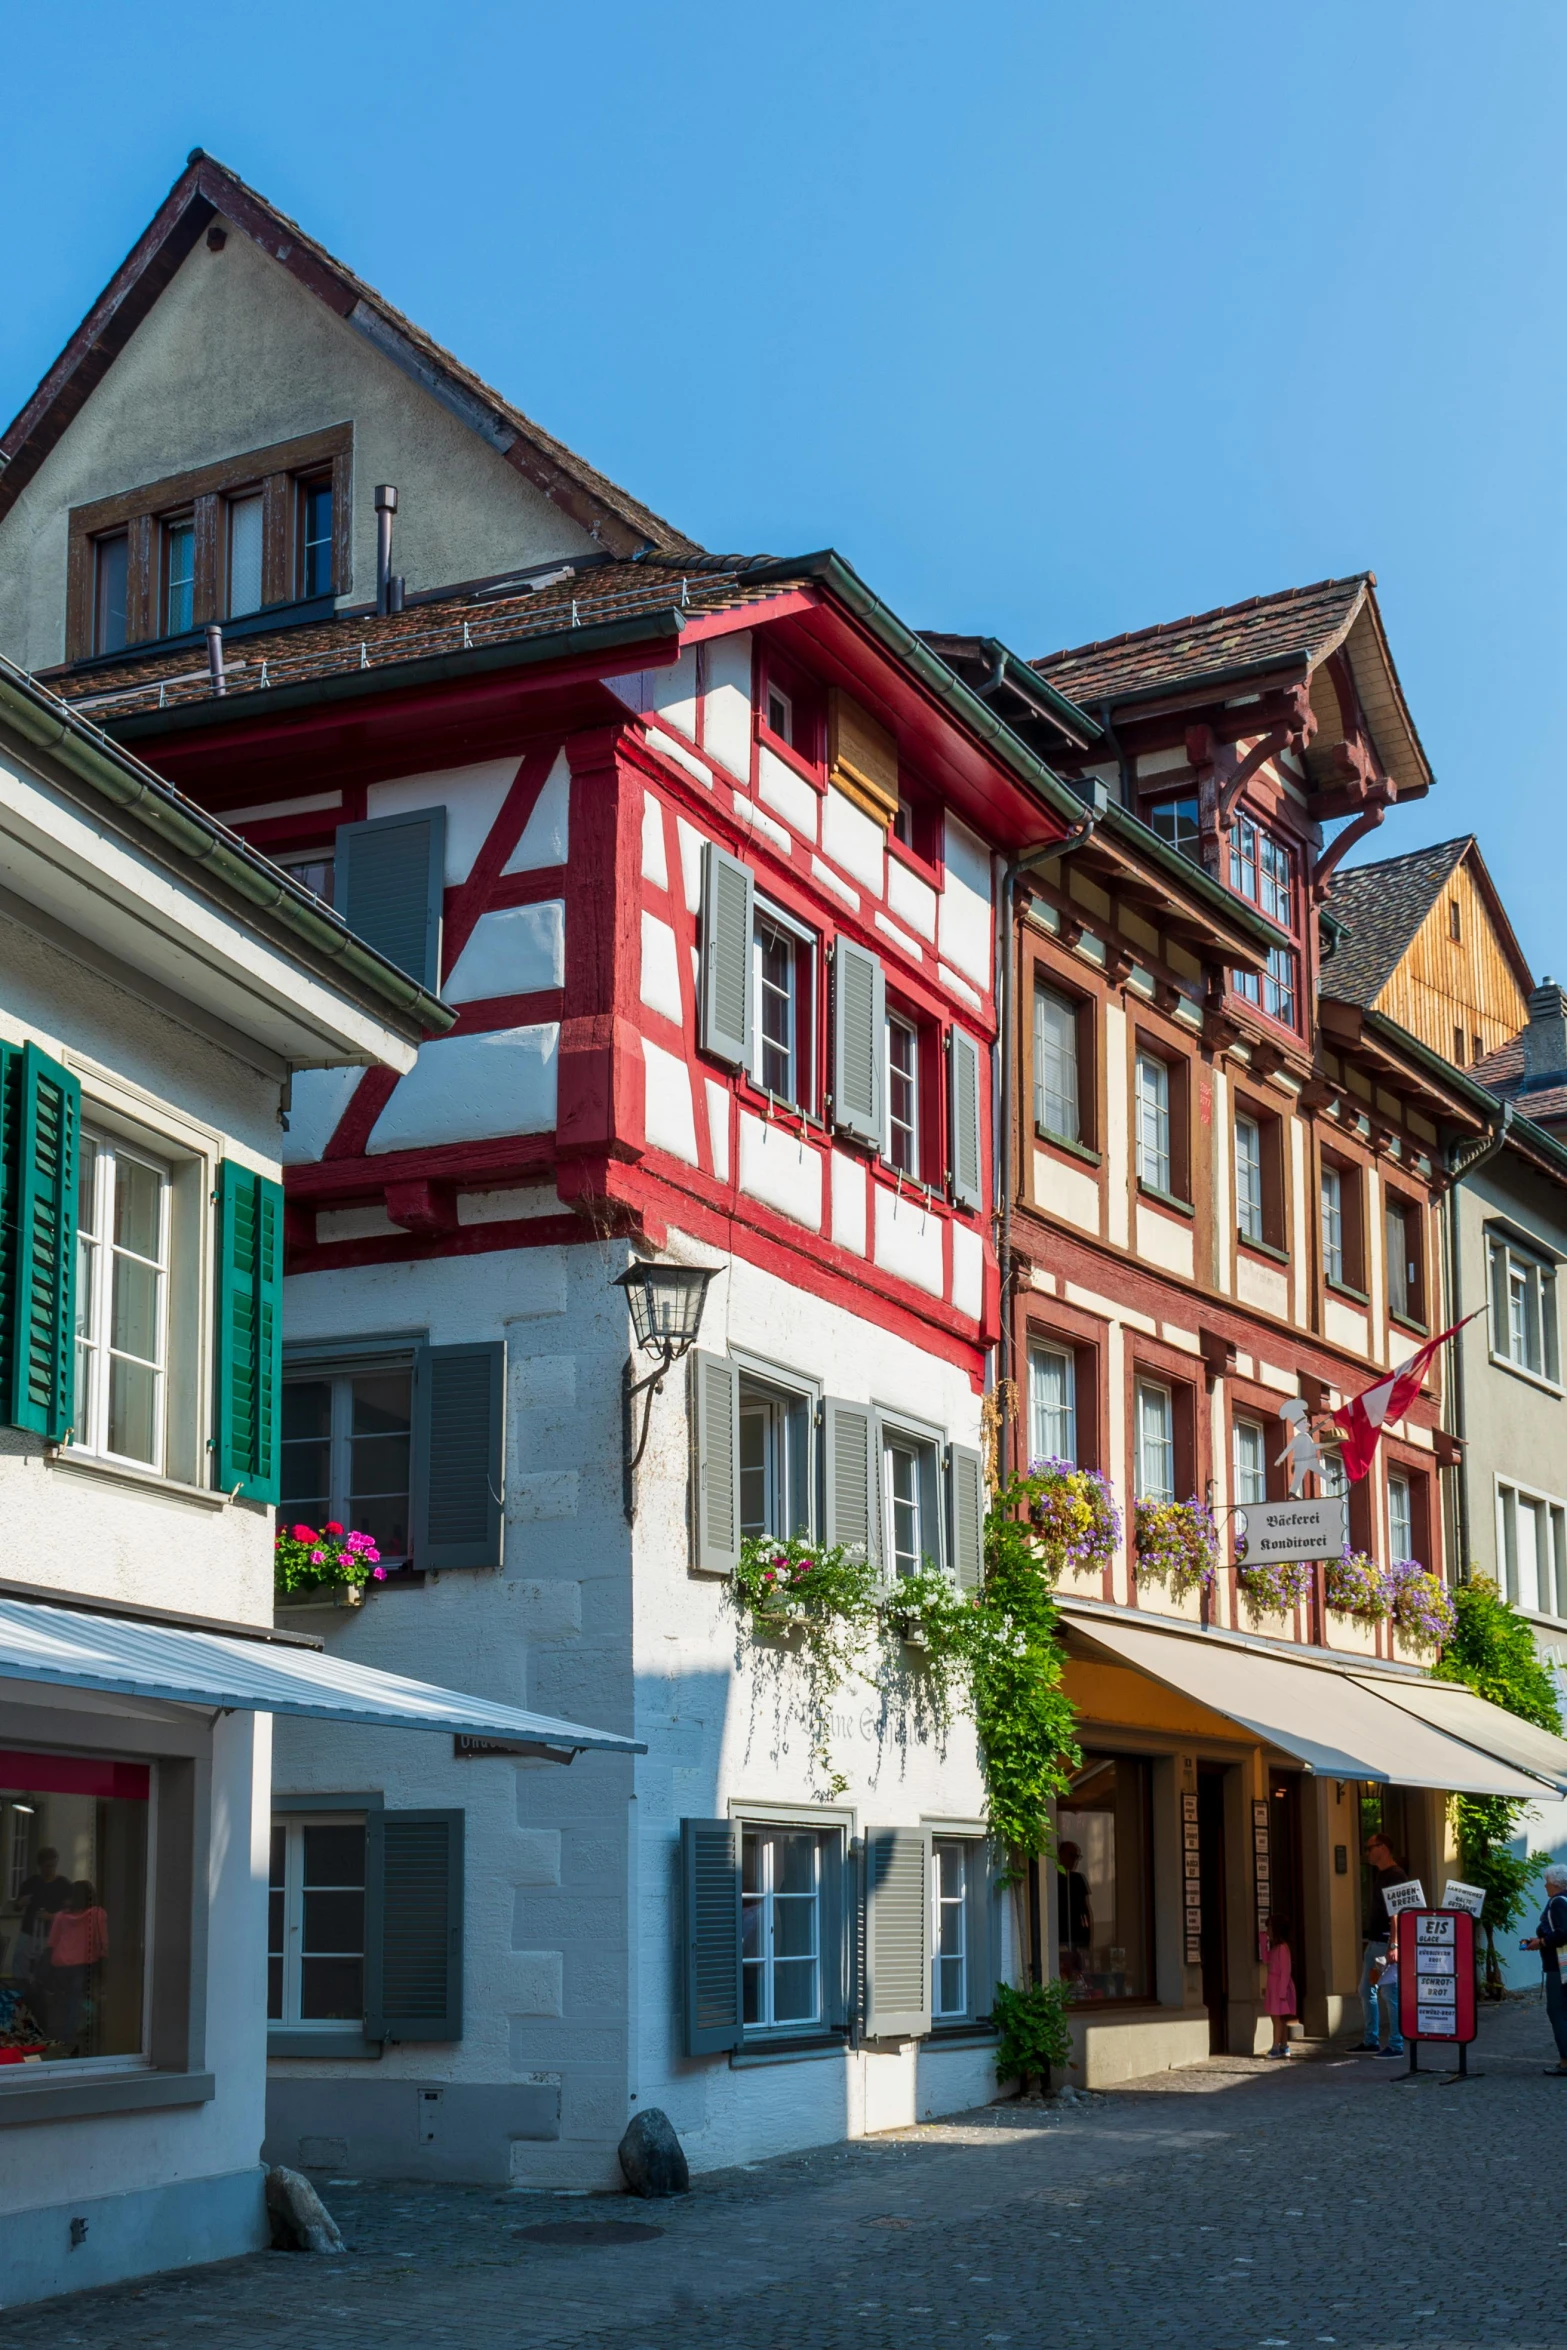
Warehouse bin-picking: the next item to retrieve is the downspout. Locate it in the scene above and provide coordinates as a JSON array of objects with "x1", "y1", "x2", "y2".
[
  {"x1": 1442, "y1": 1101, "x2": 1513, "y2": 1579},
  {"x1": 997, "y1": 795, "x2": 1104, "y2": 1479},
  {"x1": 1097, "y1": 699, "x2": 1132, "y2": 809}
]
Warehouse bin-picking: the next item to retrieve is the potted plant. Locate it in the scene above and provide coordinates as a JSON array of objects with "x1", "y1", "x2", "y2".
[
  {"x1": 275, "y1": 1521, "x2": 385, "y2": 1608},
  {"x1": 1236, "y1": 1553, "x2": 1312, "y2": 1616},
  {"x1": 1385, "y1": 1557, "x2": 1456, "y2": 1647},
  {"x1": 1133, "y1": 1496, "x2": 1219, "y2": 1600},
  {"x1": 1325, "y1": 1548, "x2": 1391, "y2": 1622}
]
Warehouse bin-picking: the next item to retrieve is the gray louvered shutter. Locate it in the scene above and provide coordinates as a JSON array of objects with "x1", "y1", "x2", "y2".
[
  {"x1": 863, "y1": 1827, "x2": 931, "y2": 2039},
  {"x1": 700, "y1": 842, "x2": 754, "y2": 1067},
  {"x1": 947, "y1": 1026, "x2": 984, "y2": 1211},
  {"x1": 365, "y1": 1809, "x2": 464, "y2": 2042},
  {"x1": 682, "y1": 1817, "x2": 743, "y2": 2054},
  {"x1": 412, "y1": 1342, "x2": 504, "y2": 1571},
  {"x1": 823, "y1": 1397, "x2": 879, "y2": 1565},
  {"x1": 832, "y1": 939, "x2": 884, "y2": 1146},
  {"x1": 335, "y1": 807, "x2": 447, "y2": 991},
  {"x1": 948, "y1": 1443, "x2": 986, "y2": 1593},
  {"x1": 691, "y1": 1349, "x2": 741, "y2": 1574}
]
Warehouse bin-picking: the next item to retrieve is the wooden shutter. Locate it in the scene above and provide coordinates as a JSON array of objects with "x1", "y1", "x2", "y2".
[
  {"x1": 213, "y1": 1161, "x2": 284, "y2": 1501},
  {"x1": 862, "y1": 1826, "x2": 932, "y2": 2040},
  {"x1": 948, "y1": 1443, "x2": 986, "y2": 1593},
  {"x1": 699, "y1": 841, "x2": 754, "y2": 1067},
  {"x1": 947, "y1": 1026, "x2": 984, "y2": 1211},
  {"x1": 831, "y1": 939, "x2": 884, "y2": 1147},
  {"x1": 334, "y1": 807, "x2": 447, "y2": 991},
  {"x1": 691, "y1": 1349, "x2": 741, "y2": 1575},
  {"x1": 681, "y1": 1817, "x2": 743, "y2": 2054},
  {"x1": 823, "y1": 1397, "x2": 879, "y2": 1565},
  {"x1": 412, "y1": 1342, "x2": 505, "y2": 1571},
  {"x1": 2, "y1": 1045, "x2": 80, "y2": 1442},
  {"x1": 365, "y1": 1808, "x2": 464, "y2": 2042}
]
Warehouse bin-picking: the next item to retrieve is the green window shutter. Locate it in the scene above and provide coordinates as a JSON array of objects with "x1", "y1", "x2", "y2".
[
  {"x1": 3, "y1": 1045, "x2": 80, "y2": 1442},
  {"x1": 365, "y1": 1808, "x2": 464, "y2": 2042},
  {"x1": 831, "y1": 939, "x2": 884, "y2": 1147},
  {"x1": 681, "y1": 1817, "x2": 742, "y2": 2054},
  {"x1": 947, "y1": 1025, "x2": 984, "y2": 1211},
  {"x1": 699, "y1": 842, "x2": 754, "y2": 1067},
  {"x1": 690, "y1": 1349, "x2": 740, "y2": 1574},
  {"x1": 334, "y1": 807, "x2": 447, "y2": 991},
  {"x1": 412, "y1": 1341, "x2": 505, "y2": 1571},
  {"x1": 863, "y1": 1826, "x2": 932, "y2": 2039},
  {"x1": 214, "y1": 1161, "x2": 284, "y2": 1501},
  {"x1": 823, "y1": 1397, "x2": 879, "y2": 1565},
  {"x1": 948, "y1": 1443, "x2": 986, "y2": 1593}
]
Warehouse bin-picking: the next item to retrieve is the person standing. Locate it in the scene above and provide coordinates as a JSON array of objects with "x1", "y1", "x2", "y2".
[
  {"x1": 1263, "y1": 1912, "x2": 1297, "y2": 2058},
  {"x1": 45, "y1": 1880, "x2": 108, "y2": 2053},
  {"x1": 1522, "y1": 1860, "x2": 1567, "y2": 2074},
  {"x1": 1357, "y1": 1831, "x2": 1409, "y2": 2055},
  {"x1": 11, "y1": 1846, "x2": 69, "y2": 2000}
]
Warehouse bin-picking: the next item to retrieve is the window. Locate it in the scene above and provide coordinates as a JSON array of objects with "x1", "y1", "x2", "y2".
[
  {"x1": 0, "y1": 1746, "x2": 150, "y2": 2064},
  {"x1": 1473, "y1": 1033, "x2": 1484, "y2": 1066},
  {"x1": 276, "y1": 848, "x2": 336, "y2": 906},
  {"x1": 1134, "y1": 1053, "x2": 1171, "y2": 1193},
  {"x1": 1490, "y1": 1238, "x2": 1560, "y2": 1382},
  {"x1": 1453, "y1": 1025, "x2": 1467, "y2": 1067},
  {"x1": 227, "y1": 492, "x2": 264, "y2": 618},
  {"x1": 1388, "y1": 1472, "x2": 1413, "y2": 1564},
  {"x1": 892, "y1": 797, "x2": 915, "y2": 850},
  {"x1": 93, "y1": 532, "x2": 129, "y2": 654},
  {"x1": 765, "y1": 680, "x2": 794, "y2": 746},
  {"x1": 886, "y1": 1014, "x2": 919, "y2": 1175},
  {"x1": 75, "y1": 1131, "x2": 170, "y2": 1470},
  {"x1": 932, "y1": 1837, "x2": 969, "y2": 2019},
  {"x1": 1234, "y1": 1418, "x2": 1268, "y2": 1506},
  {"x1": 742, "y1": 1827, "x2": 820, "y2": 2029},
  {"x1": 1229, "y1": 816, "x2": 1258, "y2": 901},
  {"x1": 1135, "y1": 1380, "x2": 1174, "y2": 1504},
  {"x1": 1259, "y1": 834, "x2": 1293, "y2": 928},
  {"x1": 267, "y1": 1817, "x2": 366, "y2": 2030},
  {"x1": 751, "y1": 905, "x2": 813, "y2": 1108},
  {"x1": 1229, "y1": 823, "x2": 1300, "y2": 1027},
  {"x1": 738, "y1": 1374, "x2": 812, "y2": 1540},
  {"x1": 281, "y1": 1367, "x2": 413, "y2": 1560},
  {"x1": 882, "y1": 1427, "x2": 942, "y2": 1577},
  {"x1": 1148, "y1": 794, "x2": 1201, "y2": 865},
  {"x1": 1263, "y1": 945, "x2": 1297, "y2": 1028},
  {"x1": 1058, "y1": 1753, "x2": 1153, "y2": 2002},
  {"x1": 1450, "y1": 897, "x2": 1463, "y2": 943},
  {"x1": 1034, "y1": 985, "x2": 1082, "y2": 1144},
  {"x1": 1235, "y1": 1113, "x2": 1263, "y2": 1244},
  {"x1": 1498, "y1": 1483, "x2": 1567, "y2": 1615},
  {"x1": 300, "y1": 478, "x2": 334, "y2": 598},
  {"x1": 1321, "y1": 1164, "x2": 1344, "y2": 1286},
  {"x1": 164, "y1": 516, "x2": 195, "y2": 636},
  {"x1": 1029, "y1": 1344, "x2": 1077, "y2": 1467},
  {"x1": 1386, "y1": 1195, "x2": 1423, "y2": 1324}
]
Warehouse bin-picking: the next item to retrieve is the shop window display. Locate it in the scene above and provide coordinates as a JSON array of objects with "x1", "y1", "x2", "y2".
[
  {"x1": 1057, "y1": 1753, "x2": 1154, "y2": 2002},
  {"x1": 0, "y1": 1750, "x2": 149, "y2": 2065}
]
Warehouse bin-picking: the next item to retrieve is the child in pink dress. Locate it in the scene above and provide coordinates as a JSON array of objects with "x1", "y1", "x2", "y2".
[{"x1": 1264, "y1": 1912, "x2": 1297, "y2": 2058}]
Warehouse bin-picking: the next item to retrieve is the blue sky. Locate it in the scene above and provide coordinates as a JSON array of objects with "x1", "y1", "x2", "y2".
[{"x1": 4, "y1": 3, "x2": 1562, "y2": 965}]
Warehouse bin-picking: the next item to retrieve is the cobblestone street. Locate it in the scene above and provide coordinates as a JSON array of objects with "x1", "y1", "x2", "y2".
[{"x1": 14, "y1": 1996, "x2": 1563, "y2": 2350}]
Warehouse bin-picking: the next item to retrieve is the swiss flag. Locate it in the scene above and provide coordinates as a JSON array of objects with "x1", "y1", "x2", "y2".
[{"x1": 1331, "y1": 1315, "x2": 1476, "y2": 1482}]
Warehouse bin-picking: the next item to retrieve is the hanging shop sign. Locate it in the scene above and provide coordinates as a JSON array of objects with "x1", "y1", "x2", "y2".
[
  {"x1": 1233, "y1": 1497, "x2": 1348, "y2": 1564},
  {"x1": 1396, "y1": 1908, "x2": 1477, "y2": 2064}
]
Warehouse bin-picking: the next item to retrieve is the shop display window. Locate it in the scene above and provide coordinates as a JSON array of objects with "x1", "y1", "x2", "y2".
[
  {"x1": 1058, "y1": 1752, "x2": 1154, "y2": 2002},
  {"x1": 0, "y1": 1749, "x2": 150, "y2": 2066}
]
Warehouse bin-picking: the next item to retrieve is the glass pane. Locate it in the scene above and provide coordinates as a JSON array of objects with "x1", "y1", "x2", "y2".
[
  {"x1": 739, "y1": 1394, "x2": 772, "y2": 1540},
  {"x1": 0, "y1": 1765, "x2": 149, "y2": 2061},
  {"x1": 282, "y1": 855, "x2": 335, "y2": 906},
  {"x1": 1149, "y1": 795, "x2": 1201, "y2": 865},
  {"x1": 1036, "y1": 989, "x2": 1080, "y2": 1140},
  {"x1": 741, "y1": 1901, "x2": 764, "y2": 1961},
  {"x1": 349, "y1": 1492, "x2": 409, "y2": 1557},
  {"x1": 770, "y1": 1958, "x2": 816, "y2": 2022},
  {"x1": 772, "y1": 1898, "x2": 816, "y2": 1960},
  {"x1": 166, "y1": 523, "x2": 195, "y2": 636},
  {"x1": 268, "y1": 1889, "x2": 286, "y2": 1954},
  {"x1": 742, "y1": 1959, "x2": 762, "y2": 2023},
  {"x1": 111, "y1": 1156, "x2": 162, "y2": 1269},
  {"x1": 269, "y1": 1826, "x2": 287, "y2": 1889},
  {"x1": 284, "y1": 1381, "x2": 332, "y2": 1441},
  {"x1": 1030, "y1": 1345, "x2": 1076, "y2": 1467},
  {"x1": 267, "y1": 1956, "x2": 284, "y2": 2020},
  {"x1": 108, "y1": 1357, "x2": 158, "y2": 1464},
  {"x1": 774, "y1": 1832, "x2": 816, "y2": 1896},
  {"x1": 350, "y1": 1435, "x2": 411, "y2": 1496},
  {"x1": 741, "y1": 1833, "x2": 762, "y2": 1895},
  {"x1": 111, "y1": 1255, "x2": 160, "y2": 1362},
  {"x1": 1059, "y1": 1754, "x2": 1151, "y2": 2002},
  {"x1": 302, "y1": 1824, "x2": 365, "y2": 1886},
  {"x1": 76, "y1": 1135, "x2": 100, "y2": 1239},
  {"x1": 228, "y1": 494, "x2": 264, "y2": 617},
  {"x1": 350, "y1": 1374, "x2": 411, "y2": 1438},
  {"x1": 95, "y1": 535, "x2": 129, "y2": 654},
  {"x1": 303, "y1": 484, "x2": 334, "y2": 597},
  {"x1": 302, "y1": 1890, "x2": 365, "y2": 1952},
  {"x1": 938, "y1": 1954, "x2": 965, "y2": 2011},
  {"x1": 299, "y1": 1956, "x2": 364, "y2": 2020}
]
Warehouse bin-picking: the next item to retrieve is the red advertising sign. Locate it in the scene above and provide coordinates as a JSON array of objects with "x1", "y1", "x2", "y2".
[{"x1": 1396, "y1": 1909, "x2": 1477, "y2": 2046}]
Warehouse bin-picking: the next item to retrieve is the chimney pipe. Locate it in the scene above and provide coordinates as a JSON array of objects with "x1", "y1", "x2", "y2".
[
  {"x1": 205, "y1": 622, "x2": 226, "y2": 697},
  {"x1": 387, "y1": 576, "x2": 405, "y2": 615},
  {"x1": 1520, "y1": 978, "x2": 1567, "y2": 1093},
  {"x1": 374, "y1": 484, "x2": 398, "y2": 616}
]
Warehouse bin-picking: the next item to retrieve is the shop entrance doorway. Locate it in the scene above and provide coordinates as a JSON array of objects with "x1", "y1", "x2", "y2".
[
  {"x1": 1268, "y1": 1770, "x2": 1308, "y2": 2013},
  {"x1": 1196, "y1": 1765, "x2": 1229, "y2": 2053}
]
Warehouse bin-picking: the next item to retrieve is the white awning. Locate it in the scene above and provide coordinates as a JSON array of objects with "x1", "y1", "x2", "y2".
[
  {"x1": 0, "y1": 1597, "x2": 643, "y2": 1756},
  {"x1": 1350, "y1": 1673, "x2": 1567, "y2": 1796},
  {"x1": 1061, "y1": 1605, "x2": 1545, "y2": 1796}
]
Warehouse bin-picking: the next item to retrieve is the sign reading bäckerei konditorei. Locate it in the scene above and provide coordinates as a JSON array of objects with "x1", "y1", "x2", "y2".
[{"x1": 1233, "y1": 1497, "x2": 1348, "y2": 1564}]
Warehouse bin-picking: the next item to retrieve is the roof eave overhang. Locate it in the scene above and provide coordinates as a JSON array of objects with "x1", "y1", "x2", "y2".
[{"x1": 1321, "y1": 1000, "x2": 1490, "y2": 1132}]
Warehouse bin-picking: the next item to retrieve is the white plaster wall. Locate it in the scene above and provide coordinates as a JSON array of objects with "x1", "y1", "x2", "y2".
[
  {"x1": 446, "y1": 903, "x2": 564, "y2": 1002},
  {"x1": 367, "y1": 1025, "x2": 558, "y2": 1152},
  {"x1": 0, "y1": 225, "x2": 596, "y2": 671},
  {"x1": 503, "y1": 754, "x2": 571, "y2": 872},
  {"x1": 937, "y1": 817, "x2": 992, "y2": 984},
  {"x1": 703, "y1": 633, "x2": 753, "y2": 779},
  {"x1": 757, "y1": 748, "x2": 819, "y2": 842},
  {"x1": 368, "y1": 760, "x2": 518, "y2": 884},
  {"x1": 642, "y1": 1039, "x2": 698, "y2": 1165}
]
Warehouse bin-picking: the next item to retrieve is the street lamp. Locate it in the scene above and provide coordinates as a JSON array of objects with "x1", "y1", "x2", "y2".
[{"x1": 613, "y1": 1259, "x2": 716, "y2": 1519}]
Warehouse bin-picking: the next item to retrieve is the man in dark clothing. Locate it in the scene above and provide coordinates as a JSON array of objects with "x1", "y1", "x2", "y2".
[
  {"x1": 1057, "y1": 1841, "x2": 1093, "y2": 1982},
  {"x1": 11, "y1": 1846, "x2": 70, "y2": 2000},
  {"x1": 1523, "y1": 1861, "x2": 1567, "y2": 2072},
  {"x1": 1357, "y1": 1832, "x2": 1410, "y2": 2054}
]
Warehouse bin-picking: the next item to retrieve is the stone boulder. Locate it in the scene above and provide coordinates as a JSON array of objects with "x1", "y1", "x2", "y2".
[
  {"x1": 265, "y1": 2165, "x2": 345, "y2": 2253},
  {"x1": 617, "y1": 2107, "x2": 690, "y2": 2198}
]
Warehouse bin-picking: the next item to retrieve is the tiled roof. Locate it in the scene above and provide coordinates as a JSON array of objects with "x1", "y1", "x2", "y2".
[
  {"x1": 1322, "y1": 838, "x2": 1473, "y2": 1007},
  {"x1": 1033, "y1": 575, "x2": 1371, "y2": 707},
  {"x1": 46, "y1": 557, "x2": 805, "y2": 724},
  {"x1": 1469, "y1": 1033, "x2": 1567, "y2": 1125}
]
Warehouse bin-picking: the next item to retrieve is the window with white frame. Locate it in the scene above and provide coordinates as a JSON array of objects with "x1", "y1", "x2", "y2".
[
  {"x1": 1388, "y1": 1471, "x2": 1414, "y2": 1564},
  {"x1": 741, "y1": 1826, "x2": 820, "y2": 2029},
  {"x1": 765, "y1": 680, "x2": 795, "y2": 747},
  {"x1": 267, "y1": 1815, "x2": 367, "y2": 2029},
  {"x1": 1029, "y1": 1343, "x2": 1077, "y2": 1467},
  {"x1": 1034, "y1": 985, "x2": 1082, "y2": 1144},
  {"x1": 1135, "y1": 1380, "x2": 1175, "y2": 1504},
  {"x1": 164, "y1": 514, "x2": 196, "y2": 636},
  {"x1": 1321, "y1": 1164, "x2": 1345, "y2": 1287},
  {"x1": 886, "y1": 1013, "x2": 919, "y2": 1175},
  {"x1": 1235, "y1": 1113, "x2": 1264, "y2": 1244},
  {"x1": 932, "y1": 1837, "x2": 971, "y2": 2019},
  {"x1": 1134, "y1": 1053, "x2": 1171, "y2": 1193},
  {"x1": 1233, "y1": 1418, "x2": 1268, "y2": 1506},
  {"x1": 882, "y1": 1427, "x2": 942, "y2": 1578},
  {"x1": 738, "y1": 1374, "x2": 813, "y2": 1540},
  {"x1": 281, "y1": 1365, "x2": 413, "y2": 1560},
  {"x1": 751, "y1": 902, "x2": 813, "y2": 1108},
  {"x1": 1386, "y1": 1196, "x2": 1419, "y2": 1323},
  {"x1": 1497, "y1": 1482, "x2": 1567, "y2": 1617},
  {"x1": 1263, "y1": 945, "x2": 1297, "y2": 1028},
  {"x1": 1490, "y1": 1237, "x2": 1560, "y2": 1382},
  {"x1": 75, "y1": 1130, "x2": 171, "y2": 1470}
]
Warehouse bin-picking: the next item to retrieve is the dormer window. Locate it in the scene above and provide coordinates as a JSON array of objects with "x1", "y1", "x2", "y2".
[
  {"x1": 300, "y1": 478, "x2": 334, "y2": 598},
  {"x1": 228, "y1": 492, "x2": 264, "y2": 618},
  {"x1": 164, "y1": 516, "x2": 196, "y2": 636}
]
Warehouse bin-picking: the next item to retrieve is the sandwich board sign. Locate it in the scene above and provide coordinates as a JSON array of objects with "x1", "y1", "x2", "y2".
[
  {"x1": 1233, "y1": 1497, "x2": 1348, "y2": 1565},
  {"x1": 1395, "y1": 1908, "x2": 1477, "y2": 2074}
]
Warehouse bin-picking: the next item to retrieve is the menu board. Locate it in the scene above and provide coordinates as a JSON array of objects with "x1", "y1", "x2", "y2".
[
  {"x1": 1182, "y1": 1790, "x2": 1201, "y2": 1966},
  {"x1": 1396, "y1": 1909, "x2": 1477, "y2": 2046},
  {"x1": 1253, "y1": 1800, "x2": 1271, "y2": 1962}
]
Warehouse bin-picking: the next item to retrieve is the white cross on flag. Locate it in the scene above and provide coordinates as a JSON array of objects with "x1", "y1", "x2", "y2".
[{"x1": 1330, "y1": 1314, "x2": 1475, "y2": 1481}]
